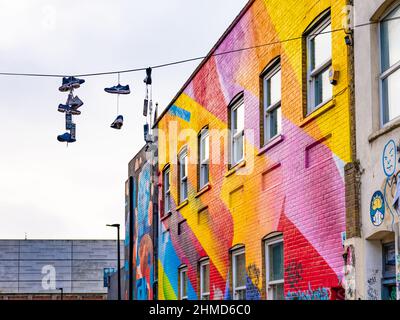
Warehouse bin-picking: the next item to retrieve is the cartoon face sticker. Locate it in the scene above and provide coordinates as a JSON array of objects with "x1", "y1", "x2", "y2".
[
  {"x1": 370, "y1": 191, "x2": 385, "y2": 227},
  {"x1": 383, "y1": 140, "x2": 396, "y2": 177}
]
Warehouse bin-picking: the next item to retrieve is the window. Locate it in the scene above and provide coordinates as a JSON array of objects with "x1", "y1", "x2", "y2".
[
  {"x1": 230, "y1": 97, "x2": 245, "y2": 166},
  {"x1": 178, "y1": 148, "x2": 188, "y2": 203},
  {"x1": 179, "y1": 266, "x2": 188, "y2": 300},
  {"x1": 265, "y1": 236, "x2": 284, "y2": 300},
  {"x1": 232, "y1": 248, "x2": 246, "y2": 300},
  {"x1": 199, "y1": 259, "x2": 210, "y2": 300},
  {"x1": 199, "y1": 128, "x2": 209, "y2": 189},
  {"x1": 263, "y1": 60, "x2": 282, "y2": 143},
  {"x1": 163, "y1": 166, "x2": 171, "y2": 214},
  {"x1": 306, "y1": 14, "x2": 332, "y2": 113},
  {"x1": 382, "y1": 242, "x2": 396, "y2": 300},
  {"x1": 380, "y1": 4, "x2": 400, "y2": 124}
]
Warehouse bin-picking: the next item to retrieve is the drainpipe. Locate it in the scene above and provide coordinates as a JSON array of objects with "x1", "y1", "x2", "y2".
[{"x1": 395, "y1": 222, "x2": 400, "y2": 300}]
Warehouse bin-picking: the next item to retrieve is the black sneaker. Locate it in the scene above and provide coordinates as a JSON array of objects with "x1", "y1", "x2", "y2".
[
  {"x1": 57, "y1": 132, "x2": 76, "y2": 143},
  {"x1": 144, "y1": 67, "x2": 152, "y2": 85},
  {"x1": 104, "y1": 84, "x2": 130, "y2": 94},
  {"x1": 110, "y1": 115, "x2": 124, "y2": 129},
  {"x1": 67, "y1": 94, "x2": 84, "y2": 110},
  {"x1": 59, "y1": 76, "x2": 85, "y2": 92},
  {"x1": 58, "y1": 104, "x2": 81, "y2": 115}
]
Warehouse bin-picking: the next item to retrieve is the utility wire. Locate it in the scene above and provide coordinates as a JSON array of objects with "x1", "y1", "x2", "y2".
[{"x1": 0, "y1": 16, "x2": 398, "y2": 79}]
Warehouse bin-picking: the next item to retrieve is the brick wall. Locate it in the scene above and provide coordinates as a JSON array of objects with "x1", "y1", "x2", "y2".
[{"x1": 155, "y1": 0, "x2": 351, "y2": 300}]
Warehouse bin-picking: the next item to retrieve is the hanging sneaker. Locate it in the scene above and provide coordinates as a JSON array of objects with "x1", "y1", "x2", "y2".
[
  {"x1": 65, "y1": 113, "x2": 73, "y2": 130},
  {"x1": 110, "y1": 115, "x2": 124, "y2": 129},
  {"x1": 104, "y1": 84, "x2": 130, "y2": 94},
  {"x1": 144, "y1": 67, "x2": 152, "y2": 85},
  {"x1": 59, "y1": 76, "x2": 85, "y2": 92},
  {"x1": 67, "y1": 95, "x2": 84, "y2": 110},
  {"x1": 57, "y1": 132, "x2": 76, "y2": 143},
  {"x1": 58, "y1": 104, "x2": 81, "y2": 115},
  {"x1": 70, "y1": 123, "x2": 76, "y2": 140}
]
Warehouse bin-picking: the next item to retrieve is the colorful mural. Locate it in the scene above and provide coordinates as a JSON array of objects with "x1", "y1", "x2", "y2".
[
  {"x1": 129, "y1": 147, "x2": 157, "y2": 300},
  {"x1": 124, "y1": 179, "x2": 131, "y2": 300},
  {"x1": 155, "y1": 0, "x2": 351, "y2": 300}
]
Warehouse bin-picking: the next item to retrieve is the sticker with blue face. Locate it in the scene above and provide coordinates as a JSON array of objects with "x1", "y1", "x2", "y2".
[
  {"x1": 370, "y1": 190, "x2": 385, "y2": 227},
  {"x1": 382, "y1": 140, "x2": 396, "y2": 177}
]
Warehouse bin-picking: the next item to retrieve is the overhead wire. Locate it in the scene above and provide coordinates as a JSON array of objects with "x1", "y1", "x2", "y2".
[{"x1": 0, "y1": 16, "x2": 398, "y2": 78}]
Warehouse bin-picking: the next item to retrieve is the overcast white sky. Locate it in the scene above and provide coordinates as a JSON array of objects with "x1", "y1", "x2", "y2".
[{"x1": 0, "y1": 0, "x2": 247, "y2": 239}]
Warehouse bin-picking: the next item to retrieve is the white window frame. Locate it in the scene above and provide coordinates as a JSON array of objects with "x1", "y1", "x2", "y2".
[
  {"x1": 263, "y1": 61, "x2": 282, "y2": 143},
  {"x1": 230, "y1": 97, "x2": 245, "y2": 167},
  {"x1": 265, "y1": 236, "x2": 284, "y2": 300},
  {"x1": 199, "y1": 128, "x2": 209, "y2": 190},
  {"x1": 179, "y1": 266, "x2": 188, "y2": 300},
  {"x1": 306, "y1": 14, "x2": 332, "y2": 114},
  {"x1": 163, "y1": 166, "x2": 171, "y2": 214},
  {"x1": 232, "y1": 248, "x2": 246, "y2": 300},
  {"x1": 379, "y1": 3, "x2": 400, "y2": 125},
  {"x1": 199, "y1": 259, "x2": 210, "y2": 300},
  {"x1": 178, "y1": 148, "x2": 188, "y2": 203}
]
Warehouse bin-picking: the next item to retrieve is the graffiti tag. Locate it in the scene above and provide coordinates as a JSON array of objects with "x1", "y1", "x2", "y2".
[
  {"x1": 367, "y1": 269, "x2": 379, "y2": 300},
  {"x1": 285, "y1": 260, "x2": 303, "y2": 289},
  {"x1": 286, "y1": 282, "x2": 331, "y2": 300}
]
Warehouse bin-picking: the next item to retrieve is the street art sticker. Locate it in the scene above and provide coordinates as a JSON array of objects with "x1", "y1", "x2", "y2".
[
  {"x1": 382, "y1": 140, "x2": 397, "y2": 177},
  {"x1": 378, "y1": 140, "x2": 400, "y2": 229},
  {"x1": 370, "y1": 191, "x2": 385, "y2": 226},
  {"x1": 156, "y1": 0, "x2": 350, "y2": 301}
]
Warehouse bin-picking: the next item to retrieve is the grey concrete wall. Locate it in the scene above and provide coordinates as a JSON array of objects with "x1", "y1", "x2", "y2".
[
  {"x1": 107, "y1": 267, "x2": 126, "y2": 300},
  {"x1": 0, "y1": 240, "x2": 124, "y2": 294}
]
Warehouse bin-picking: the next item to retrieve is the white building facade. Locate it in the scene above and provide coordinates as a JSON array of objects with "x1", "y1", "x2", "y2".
[{"x1": 348, "y1": 0, "x2": 400, "y2": 300}]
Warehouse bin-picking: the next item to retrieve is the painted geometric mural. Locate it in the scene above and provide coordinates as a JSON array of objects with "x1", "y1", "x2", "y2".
[{"x1": 155, "y1": 0, "x2": 351, "y2": 300}]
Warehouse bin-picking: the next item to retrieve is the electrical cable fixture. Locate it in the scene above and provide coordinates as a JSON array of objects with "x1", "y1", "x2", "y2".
[{"x1": 0, "y1": 16, "x2": 398, "y2": 79}]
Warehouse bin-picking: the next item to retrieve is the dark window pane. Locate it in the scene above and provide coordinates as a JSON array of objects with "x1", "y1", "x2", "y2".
[
  {"x1": 273, "y1": 283, "x2": 284, "y2": 300},
  {"x1": 269, "y1": 242, "x2": 283, "y2": 281},
  {"x1": 235, "y1": 253, "x2": 246, "y2": 287}
]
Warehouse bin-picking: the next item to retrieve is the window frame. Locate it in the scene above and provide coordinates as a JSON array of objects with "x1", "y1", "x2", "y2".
[
  {"x1": 379, "y1": 3, "x2": 400, "y2": 125},
  {"x1": 229, "y1": 96, "x2": 245, "y2": 167},
  {"x1": 198, "y1": 127, "x2": 210, "y2": 190},
  {"x1": 232, "y1": 247, "x2": 246, "y2": 300},
  {"x1": 179, "y1": 266, "x2": 188, "y2": 300},
  {"x1": 178, "y1": 147, "x2": 188, "y2": 204},
  {"x1": 262, "y1": 59, "x2": 282, "y2": 144},
  {"x1": 162, "y1": 165, "x2": 171, "y2": 215},
  {"x1": 264, "y1": 235, "x2": 284, "y2": 300},
  {"x1": 199, "y1": 259, "x2": 210, "y2": 300},
  {"x1": 306, "y1": 13, "x2": 333, "y2": 114}
]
